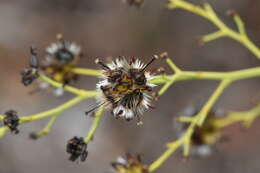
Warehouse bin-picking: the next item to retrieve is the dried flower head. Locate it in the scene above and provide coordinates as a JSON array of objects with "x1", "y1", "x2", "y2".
[
  {"x1": 21, "y1": 47, "x2": 39, "y2": 86},
  {"x1": 175, "y1": 106, "x2": 222, "y2": 157},
  {"x1": 66, "y1": 136, "x2": 88, "y2": 162},
  {"x1": 123, "y1": 0, "x2": 144, "y2": 7},
  {"x1": 111, "y1": 153, "x2": 148, "y2": 173},
  {"x1": 45, "y1": 34, "x2": 81, "y2": 65},
  {"x1": 86, "y1": 56, "x2": 157, "y2": 123},
  {"x1": 41, "y1": 34, "x2": 81, "y2": 85},
  {"x1": 3, "y1": 110, "x2": 20, "y2": 134}
]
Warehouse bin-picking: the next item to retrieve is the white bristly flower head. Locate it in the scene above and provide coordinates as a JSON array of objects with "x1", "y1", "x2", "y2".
[
  {"x1": 39, "y1": 34, "x2": 82, "y2": 96},
  {"x1": 90, "y1": 56, "x2": 158, "y2": 123},
  {"x1": 45, "y1": 34, "x2": 81, "y2": 66},
  {"x1": 111, "y1": 154, "x2": 148, "y2": 173}
]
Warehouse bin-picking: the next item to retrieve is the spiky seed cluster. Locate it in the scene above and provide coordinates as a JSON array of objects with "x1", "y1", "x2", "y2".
[
  {"x1": 111, "y1": 154, "x2": 148, "y2": 173},
  {"x1": 175, "y1": 106, "x2": 222, "y2": 157},
  {"x1": 41, "y1": 34, "x2": 81, "y2": 85},
  {"x1": 3, "y1": 110, "x2": 20, "y2": 134},
  {"x1": 124, "y1": 0, "x2": 144, "y2": 7},
  {"x1": 94, "y1": 56, "x2": 157, "y2": 122},
  {"x1": 21, "y1": 47, "x2": 39, "y2": 86},
  {"x1": 66, "y1": 136, "x2": 88, "y2": 162}
]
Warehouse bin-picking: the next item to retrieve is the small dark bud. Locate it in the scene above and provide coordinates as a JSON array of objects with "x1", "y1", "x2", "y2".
[
  {"x1": 30, "y1": 47, "x2": 39, "y2": 69},
  {"x1": 197, "y1": 38, "x2": 205, "y2": 47},
  {"x1": 153, "y1": 55, "x2": 159, "y2": 60},
  {"x1": 21, "y1": 68, "x2": 38, "y2": 86},
  {"x1": 151, "y1": 92, "x2": 159, "y2": 101},
  {"x1": 3, "y1": 110, "x2": 20, "y2": 134},
  {"x1": 66, "y1": 136, "x2": 88, "y2": 162},
  {"x1": 124, "y1": 0, "x2": 144, "y2": 8},
  {"x1": 159, "y1": 52, "x2": 168, "y2": 59},
  {"x1": 21, "y1": 47, "x2": 40, "y2": 86},
  {"x1": 226, "y1": 10, "x2": 237, "y2": 17},
  {"x1": 157, "y1": 67, "x2": 166, "y2": 74},
  {"x1": 29, "y1": 132, "x2": 39, "y2": 140}
]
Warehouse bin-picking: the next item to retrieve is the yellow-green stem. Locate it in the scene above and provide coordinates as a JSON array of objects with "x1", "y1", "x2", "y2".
[
  {"x1": 213, "y1": 103, "x2": 260, "y2": 129},
  {"x1": 150, "y1": 67, "x2": 260, "y2": 85},
  {"x1": 168, "y1": 0, "x2": 260, "y2": 58},
  {"x1": 33, "y1": 112, "x2": 61, "y2": 138},
  {"x1": 84, "y1": 107, "x2": 105, "y2": 143},
  {"x1": 20, "y1": 92, "x2": 96, "y2": 124},
  {"x1": 71, "y1": 68, "x2": 102, "y2": 76},
  {"x1": 0, "y1": 127, "x2": 9, "y2": 138},
  {"x1": 148, "y1": 139, "x2": 183, "y2": 172},
  {"x1": 39, "y1": 74, "x2": 86, "y2": 95},
  {"x1": 197, "y1": 80, "x2": 232, "y2": 125}
]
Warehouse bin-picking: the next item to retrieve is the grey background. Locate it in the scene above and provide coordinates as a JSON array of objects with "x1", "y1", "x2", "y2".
[{"x1": 0, "y1": 0, "x2": 260, "y2": 173}]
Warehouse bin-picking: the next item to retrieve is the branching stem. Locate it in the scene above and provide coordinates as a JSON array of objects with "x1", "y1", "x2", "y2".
[{"x1": 168, "y1": 0, "x2": 260, "y2": 58}]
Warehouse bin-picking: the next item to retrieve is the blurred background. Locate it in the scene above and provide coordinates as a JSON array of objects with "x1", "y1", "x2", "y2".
[{"x1": 0, "y1": 0, "x2": 260, "y2": 172}]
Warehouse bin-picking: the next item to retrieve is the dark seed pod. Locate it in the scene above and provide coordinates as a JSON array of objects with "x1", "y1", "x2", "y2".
[
  {"x1": 30, "y1": 46, "x2": 39, "y2": 69},
  {"x1": 21, "y1": 68, "x2": 38, "y2": 86},
  {"x1": 21, "y1": 47, "x2": 39, "y2": 86},
  {"x1": 66, "y1": 136, "x2": 88, "y2": 162},
  {"x1": 29, "y1": 132, "x2": 39, "y2": 140},
  {"x1": 3, "y1": 110, "x2": 20, "y2": 134}
]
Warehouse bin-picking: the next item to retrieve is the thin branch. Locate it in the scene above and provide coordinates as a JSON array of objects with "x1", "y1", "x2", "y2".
[
  {"x1": 0, "y1": 127, "x2": 9, "y2": 139},
  {"x1": 158, "y1": 74, "x2": 179, "y2": 96},
  {"x1": 150, "y1": 66, "x2": 260, "y2": 86},
  {"x1": 148, "y1": 80, "x2": 231, "y2": 172},
  {"x1": 30, "y1": 112, "x2": 61, "y2": 138},
  {"x1": 20, "y1": 94, "x2": 95, "y2": 124},
  {"x1": 84, "y1": 107, "x2": 105, "y2": 143},
  {"x1": 197, "y1": 80, "x2": 232, "y2": 126},
  {"x1": 160, "y1": 52, "x2": 181, "y2": 73},
  {"x1": 213, "y1": 103, "x2": 260, "y2": 129},
  {"x1": 71, "y1": 68, "x2": 102, "y2": 77},
  {"x1": 168, "y1": 0, "x2": 260, "y2": 58},
  {"x1": 201, "y1": 31, "x2": 226, "y2": 43},
  {"x1": 232, "y1": 12, "x2": 247, "y2": 36},
  {"x1": 39, "y1": 74, "x2": 86, "y2": 95},
  {"x1": 148, "y1": 139, "x2": 183, "y2": 172}
]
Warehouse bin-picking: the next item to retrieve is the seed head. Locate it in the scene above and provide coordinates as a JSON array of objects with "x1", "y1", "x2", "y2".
[
  {"x1": 21, "y1": 47, "x2": 39, "y2": 86},
  {"x1": 45, "y1": 34, "x2": 81, "y2": 65},
  {"x1": 111, "y1": 153, "x2": 148, "y2": 173},
  {"x1": 89, "y1": 56, "x2": 157, "y2": 123},
  {"x1": 3, "y1": 110, "x2": 20, "y2": 134},
  {"x1": 66, "y1": 136, "x2": 88, "y2": 162},
  {"x1": 41, "y1": 34, "x2": 81, "y2": 86}
]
